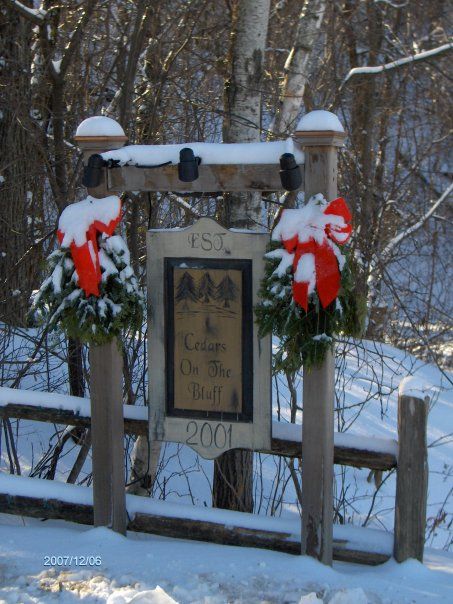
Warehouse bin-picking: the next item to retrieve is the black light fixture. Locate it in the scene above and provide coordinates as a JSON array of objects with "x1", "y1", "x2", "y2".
[
  {"x1": 279, "y1": 153, "x2": 302, "y2": 191},
  {"x1": 83, "y1": 154, "x2": 107, "y2": 188},
  {"x1": 178, "y1": 147, "x2": 200, "y2": 182}
]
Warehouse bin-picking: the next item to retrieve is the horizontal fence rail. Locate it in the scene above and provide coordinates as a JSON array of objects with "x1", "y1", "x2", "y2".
[
  {"x1": 0, "y1": 474, "x2": 392, "y2": 566},
  {"x1": 0, "y1": 397, "x2": 397, "y2": 471}
]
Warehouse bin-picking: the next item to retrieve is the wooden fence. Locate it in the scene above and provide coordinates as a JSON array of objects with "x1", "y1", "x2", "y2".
[{"x1": 0, "y1": 386, "x2": 428, "y2": 565}]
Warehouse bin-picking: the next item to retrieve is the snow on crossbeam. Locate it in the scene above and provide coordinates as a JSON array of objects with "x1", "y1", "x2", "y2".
[
  {"x1": 101, "y1": 139, "x2": 304, "y2": 167},
  {"x1": 0, "y1": 473, "x2": 392, "y2": 565}
]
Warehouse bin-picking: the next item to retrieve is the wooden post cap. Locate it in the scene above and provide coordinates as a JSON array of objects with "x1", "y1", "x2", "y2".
[
  {"x1": 294, "y1": 110, "x2": 346, "y2": 147},
  {"x1": 74, "y1": 116, "x2": 128, "y2": 150}
]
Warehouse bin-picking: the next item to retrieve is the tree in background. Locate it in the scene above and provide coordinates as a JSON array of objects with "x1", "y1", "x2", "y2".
[
  {"x1": 0, "y1": 0, "x2": 451, "y2": 533},
  {"x1": 212, "y1": 0, "x2": 271, "y2": 513}
]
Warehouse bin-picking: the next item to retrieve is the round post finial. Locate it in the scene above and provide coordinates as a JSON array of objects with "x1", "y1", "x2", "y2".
[
  {"x1": 74, "y1": 116, "x2": 128, "y2": 151},
  {"x1": 294, "y1": 110, "x2": 346, "y2": 147}
]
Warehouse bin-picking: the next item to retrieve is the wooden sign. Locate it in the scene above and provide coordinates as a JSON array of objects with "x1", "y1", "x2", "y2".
[{"x1": 148, "y1": 218, "x2": 271, "y2": 459}]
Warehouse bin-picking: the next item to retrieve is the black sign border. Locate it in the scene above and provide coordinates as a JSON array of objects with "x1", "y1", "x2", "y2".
[{"x1": 164, "y1": 257, "x2": 253, "y2": 423}]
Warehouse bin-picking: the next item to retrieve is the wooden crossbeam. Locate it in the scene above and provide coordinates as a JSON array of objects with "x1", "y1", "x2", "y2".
[
  {"x1": 106, "y1": 164, "x2": 304, "y2": 193},
  {"x1": 0, "y1": 403, "x2": 397, "y2": 470}
]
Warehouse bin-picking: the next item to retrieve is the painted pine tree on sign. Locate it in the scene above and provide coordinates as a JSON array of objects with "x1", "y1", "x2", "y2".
[
  {"x1": 198, "y1": 272, "x2": 216, "y2": 303},
  {"x1": 216, "y1": 275, "x2": 238, "y2": 308},
  {"x1": 175, "y1": 271, "x2": 199, "y2": 309}
]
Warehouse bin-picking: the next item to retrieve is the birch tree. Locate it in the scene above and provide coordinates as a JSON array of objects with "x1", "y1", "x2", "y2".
[
  {"x1": 213, "y1": 0, "x2": 271, "y2": 513},
  {"x1": 221, "y1": 0, "x2": 271, "y2": 231},
  {"x1": 273, "y1": 0, "x2": 326, "y2": 135}
]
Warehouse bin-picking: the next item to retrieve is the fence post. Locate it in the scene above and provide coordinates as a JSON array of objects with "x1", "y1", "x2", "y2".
[
  {"x1": 75, "y1": 118, "x2": 128, "y2": 534},
  {"x1": 394, "y1": 386, "x2": 429, "y2": 562},
  {"x1": 294, "y1": 113, "x2": 346, "y2": 565}
]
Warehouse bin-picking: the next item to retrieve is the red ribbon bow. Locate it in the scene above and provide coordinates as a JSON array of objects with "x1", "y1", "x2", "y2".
[
  {"x1": 57, "y1": 210, "x2": 121, "y2": 298},
  {"x1": 282, "y1": 197, "x2": 352, "y2": 311}
]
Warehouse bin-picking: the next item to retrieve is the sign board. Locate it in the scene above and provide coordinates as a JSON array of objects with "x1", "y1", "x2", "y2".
[{"x1": 148, "y1": 217, "x2": 271, "y2": 459}]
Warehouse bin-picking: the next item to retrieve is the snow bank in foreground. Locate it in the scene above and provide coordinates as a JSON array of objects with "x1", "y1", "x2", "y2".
[{"x1": 0, "y1": 517, "x2": 451, "y2": 603}]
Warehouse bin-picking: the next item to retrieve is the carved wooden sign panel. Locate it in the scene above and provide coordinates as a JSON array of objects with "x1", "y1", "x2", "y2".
[{"x1": 148, "y1": 218, "x2": 271, "y2": 459}]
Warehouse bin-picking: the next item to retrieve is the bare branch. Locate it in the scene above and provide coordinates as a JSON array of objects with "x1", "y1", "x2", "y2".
[
  {"x1": 59, "y1": 2, "x2": 99, "y2": 77},
  {"x1": 381, "y1": 181, "x2": 453, "y2": 260},
  {"x1": 343, "y1": 42, "x2": 453, "y2": 84},
  {"x1": 167, "y1": 193, "x2": 201, "y2": 218},
  {"x1": 4, "y1": 0, "x2": 47, "y2": 25},
  {"x1": 272, "y1": 0, "x2": 326, "y2": 135}
]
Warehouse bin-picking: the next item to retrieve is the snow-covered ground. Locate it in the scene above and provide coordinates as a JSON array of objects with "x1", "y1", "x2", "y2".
[
  {"x1": 1, "y1": 327, "x2": 452, "y2": 602},
  {"x1": 0, "y1": 514, "x2": 452, "y2": 603}
]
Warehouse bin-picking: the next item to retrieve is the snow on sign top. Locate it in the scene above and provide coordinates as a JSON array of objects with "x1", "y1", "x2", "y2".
[
  {"x1": 75, "y1": 116, "x2": 126, "y2": 138},
  {"x1": 296, "y1": 110, "x2": 344, "y2": 133},
  {"x1": 58, "y1": 195, "x2": 121, "y2": 247}
]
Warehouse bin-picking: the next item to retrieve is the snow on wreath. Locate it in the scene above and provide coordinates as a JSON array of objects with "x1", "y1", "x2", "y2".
[
  {"x1": 255, "y1": 193, "x2": 365, "y2": 372},
  {"x1": 30, "y1": 195, "x2": 144, "y2": 345}
]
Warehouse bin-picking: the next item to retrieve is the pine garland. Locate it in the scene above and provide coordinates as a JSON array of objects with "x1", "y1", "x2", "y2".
[
  {"x1": 30, "y1": 234, "x2": 145, "y2": 345},
  {"x1": 255, "y1": 239, "x2": 366, "y2": 372}
]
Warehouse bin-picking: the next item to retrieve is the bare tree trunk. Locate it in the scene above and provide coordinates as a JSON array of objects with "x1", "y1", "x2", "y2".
[
  {"x1": 114, "y1": 4, "x2": 156, "y2": 497},
  {"x1": 213, "y1": 0, "x2": 271, "y2": 513},
  {"x1": 126, "y1": 437, "x2": 163, "y2": 496},
  {"x1": 273, "y1": 0, "x2": 327, "y2": 135},
  {"x1": 0, "y1": 7, "x2": 41, "y2": 325},
  {"x1": 221, "y1": 0, "x2": 271, "y2": 230}
]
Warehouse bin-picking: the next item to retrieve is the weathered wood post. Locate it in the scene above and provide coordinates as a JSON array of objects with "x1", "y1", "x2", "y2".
[
  {"x1": 74, "y1": 117, "x2": 128, "y2": 534},
  {"x1": 394, "y1": 379, "x2": 429, "y2": 562},
  {"x1": 294, "y1": 111, "x2": 346, "y2": 565}
]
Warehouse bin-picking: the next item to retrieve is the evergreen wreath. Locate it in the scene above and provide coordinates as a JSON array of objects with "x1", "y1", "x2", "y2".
[
  {"x1": 255, "y1": 194, "x2": 365, "y2": 372},
  {"x1": 31, "y1": 234, "x2": 144, "y2": 346},
  {"x1": 31, "y1": 195, "x2": 144, "y2": 344}
]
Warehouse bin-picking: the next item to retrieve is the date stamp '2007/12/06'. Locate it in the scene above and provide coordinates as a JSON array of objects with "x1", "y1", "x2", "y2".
[{"x1": 43, "y1": 555, "x2": 102, "y2": 567}]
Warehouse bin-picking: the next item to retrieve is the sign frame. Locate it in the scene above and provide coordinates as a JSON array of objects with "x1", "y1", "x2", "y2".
[{"x1": 147, "y1": 217, "x2": 271, "y2": 459}]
